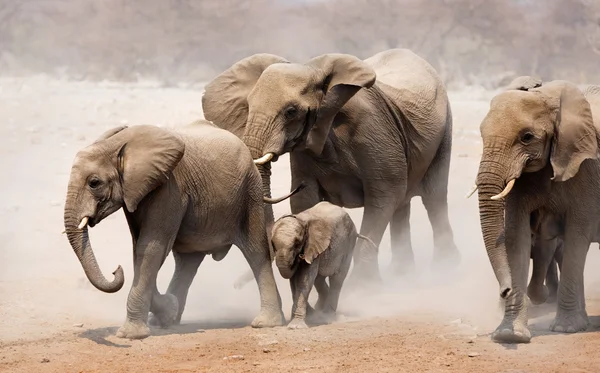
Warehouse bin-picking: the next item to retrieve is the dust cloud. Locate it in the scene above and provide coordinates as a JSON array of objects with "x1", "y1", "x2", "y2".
[{"x1": 2, "y1": 0, "x2": 600, "y2": 345}]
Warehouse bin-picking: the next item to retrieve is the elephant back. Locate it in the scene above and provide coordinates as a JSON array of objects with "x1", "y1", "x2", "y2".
[{"x1": 363, "y1": 48, "x2": 449, "y2": 132}]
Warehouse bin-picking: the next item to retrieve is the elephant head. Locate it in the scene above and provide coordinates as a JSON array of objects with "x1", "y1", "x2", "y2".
[
  {"x1": 201, "y1": 53, "x2": 376, "y2": 222},
  {"x1": 271, "y1": 215, "x2": 331, "y2": 279},
  {"x1": 63, "y1": 125, "x2": 185, "y2": 293},
  {"x1": 475, "y1": 77, "x2": 599, "y2": 299}
]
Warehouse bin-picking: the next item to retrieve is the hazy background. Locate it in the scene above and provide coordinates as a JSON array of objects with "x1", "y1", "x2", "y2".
[
  {"x1": 1, "y1": 0, "x2": 599, "y2": 88},
  {"x1": 2, "y1": 0, "x2": 600, "y2": 345}
]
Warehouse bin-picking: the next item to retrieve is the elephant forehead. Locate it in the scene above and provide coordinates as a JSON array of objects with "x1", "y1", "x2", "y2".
[
  {"x1": 72, "y1": 147, "x2": 112, "y2": 173},
  {"x1": 481, "y1": 91, "x2": 549, "y2": 133},
  {"x1": 273, "y1": 219, "x2": 303, "y2": 242},
  {"x1": 253, "y1": 64, "x2": 315, "y2": 97}
]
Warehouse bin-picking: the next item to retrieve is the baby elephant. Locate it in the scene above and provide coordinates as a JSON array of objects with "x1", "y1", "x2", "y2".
[{"x1": 271, "y1": 201, "x2": 372, "y2": 329}]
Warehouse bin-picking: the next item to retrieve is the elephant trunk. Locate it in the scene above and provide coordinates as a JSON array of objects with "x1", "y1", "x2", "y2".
[
  {"x1": 64, "y1": 193, "x2": 124, "y2": 293},
  {"x1": 275, "y1": 252, "x2": 296, "y2": 279},
  {"x1": 243, "y1": 125, "x2": 275, "y2": 238},
  {"x1": 476, "y1": 159, "x2": 513, "y2": 299}
]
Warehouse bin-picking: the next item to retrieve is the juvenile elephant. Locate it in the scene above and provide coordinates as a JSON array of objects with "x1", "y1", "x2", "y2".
[
  {"x1": 63, "y1": 120, "x2": 304, "y2": 339},
  {"x1": 202, "y1": 48, "x2": 460, "y2": 284},
  {"x1": 473, "y1": 79, "x2": 600, "y2": 343},
  {"x1": 270, "y1": 201, "x2": 371, "y2": 328}
]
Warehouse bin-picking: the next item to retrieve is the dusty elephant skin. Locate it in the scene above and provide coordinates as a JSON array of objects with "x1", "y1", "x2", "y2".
[
  {"x1": 474, "y1": 78, "x2": 600, "y2": 343},
  {"x1": 270, "y1": 201, "x2": 359, "y2": 329},
  {"x1": 202, "y1": 48, "x2": 460, "y2": 286},
  {"x1": 62, "y1": 120, "x2": 305, "y2": 339}
]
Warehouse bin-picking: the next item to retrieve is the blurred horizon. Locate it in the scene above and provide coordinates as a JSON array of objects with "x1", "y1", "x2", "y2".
[{"x1": 0, "y1": 0, "x2": 599, "y2": 89}]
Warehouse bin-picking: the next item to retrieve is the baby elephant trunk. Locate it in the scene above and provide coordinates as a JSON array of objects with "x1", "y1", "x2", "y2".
[{"x1": 276, "y1": 251, "x2": 298, "y2": 279}]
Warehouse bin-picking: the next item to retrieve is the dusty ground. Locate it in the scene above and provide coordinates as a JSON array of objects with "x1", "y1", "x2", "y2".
[{"x1": 2, "y1": 76, "x2": 600, "y2": 372}]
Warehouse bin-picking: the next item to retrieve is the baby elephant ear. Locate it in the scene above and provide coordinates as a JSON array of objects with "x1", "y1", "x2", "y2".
[
  {"x1": 303, "y1": 220, "x2": 331, "y2": 264},
  {"x1": 539, "y1": 81, "x2": 599, "y2": 182}
]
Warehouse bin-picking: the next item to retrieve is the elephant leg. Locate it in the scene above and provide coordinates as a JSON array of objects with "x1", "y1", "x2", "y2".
[
  {"x1": 240, "y1": 203, "x2": 284, "y2": 328},
  {"x1": 289, "y1": 279, "x2": 317, "y2": 320},
  {"x1": 149, "y1": 250, "x2": 206, "y2": 327},
  {"x1": 322, "y1": 252, "x2": 352, "y2": 322},
  {"x1": 288, "y1": 263, "x2": 319, "y2": 329},
  {"x1": 419, "y1": 128, "x2": 460, "y2": 269},
  {"x1": 550, "y1": 223, "x2": 590, "y2": 333},
  {"x1": 420, "y1": 189, "x2": 460, "y2": 270},
  {"x1": 313, "y1": 275, "x2": 329, "y2": 312},
  {"x1": 390, "y1": 203, "x2": 415, "y2": 277},
  {"x1": 116, "y1": 232, "x2": 177, "y2": 339},
  {"x1": 492, "y1": 209, "x2": 532, "y2": 344},
  {"x1": 527, "y1": 238, "x2": 556, "y2": 305},
  {"x1": 350, "y1": 199, "x2": 397, "y2": 284}
]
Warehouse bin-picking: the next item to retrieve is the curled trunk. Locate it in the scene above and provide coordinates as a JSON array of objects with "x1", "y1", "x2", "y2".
[
  {"x1": 64, "y1": 205, "x2": 124, "y2": 293},
  {"x1": 477, "y1": 163, "x2": 513, "y2": 298}
]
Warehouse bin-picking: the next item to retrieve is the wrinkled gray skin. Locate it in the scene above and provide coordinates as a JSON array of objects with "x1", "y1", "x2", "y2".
[
  {"x1": 63, "y1": 120, "x2": 304, "y2": 339},
  {"x1": 475, "y1": 78, "x2": 600, "y2": 344},
  {"x1": 202, "y1": 48, "x2": 460, "y2": 285},
  {"x1": 271, "y1": 201, "x2": 359, "y2": 329}
]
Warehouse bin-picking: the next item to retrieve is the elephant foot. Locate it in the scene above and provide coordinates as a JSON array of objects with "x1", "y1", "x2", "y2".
[
  {"x1": 148, "y1": 294, "x2": 179, "y2": 328},
  {"x1": 251, "y1": 308, "x2": 285, "y2": 328},
  {"x1": 287, "y1": 318, "x2": 309, "y2": 329},
  {"x1": 116, "y1": 320, "x2": 151, "y2": 340},
  {"x1": 527, "y1": 284, "x2": 549, "y2": 305},
  {"x1": 491, "y1": 318, "x2": 531, "y2": 344},
  {"x1": 550, "y1": 310, "x2": 589, "y2": 333}
]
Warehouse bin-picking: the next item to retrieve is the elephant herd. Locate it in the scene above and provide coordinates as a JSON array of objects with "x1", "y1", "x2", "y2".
[{"x1": 62, "y1": 48, "x2": 600, "y2": 345}]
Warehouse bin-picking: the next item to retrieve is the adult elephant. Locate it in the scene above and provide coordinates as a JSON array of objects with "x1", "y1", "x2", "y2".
[
  {"x1": 63, "y1": 120, "x2": 303, "y2": 339},
  {"x1": 472, "y1": 78, "x2": 600, "y2": 343},
  {"x1": 202, "y1": 48, "x2": 460, "y2": 283}
]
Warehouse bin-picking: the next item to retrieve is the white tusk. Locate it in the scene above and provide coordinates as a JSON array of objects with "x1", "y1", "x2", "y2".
[
  {"x1": 465, "y1": 184, "x2": 478, "y2": 199},
  {"x1": 253, "y1": 153, "x2": 274, "y2": 165},
  {"x1": 77, "y1": 216, "x2": 89, "y2": 230},
  {"x1": 61, "y1": 230, "x2": 66, "y2": 234},
  {"x1": 491, "y1": 179, "x2": 516, "y2": 200}
]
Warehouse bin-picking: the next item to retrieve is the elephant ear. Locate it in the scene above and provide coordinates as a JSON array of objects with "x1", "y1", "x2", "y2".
[
  {"x1": 116, "y1": 125, "x2": 185, "y2": 212},
  {"x1": 536, "y1": 81, "x2": 599, "y2": 182},
  {"x1": 304, "y1": 54, "x2": 377, "y2": 156},
  {"x1": 201, "y1": 54, "x2": 289, "y2": 138},
  {"x1": 303, "y1": 219, "x2": 331, "y2": 264},
  {"x1": 505, "y1": 76, "x2": 542, "y2": 91}
]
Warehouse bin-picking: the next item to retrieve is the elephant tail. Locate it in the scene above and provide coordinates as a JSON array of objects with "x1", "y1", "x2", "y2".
[{"x1": 263, "y1": 182, "x2": 306, "y2": 204}]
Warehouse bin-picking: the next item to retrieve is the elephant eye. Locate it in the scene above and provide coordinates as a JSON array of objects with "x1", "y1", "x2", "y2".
[
  {"x1": 284, "y1": 106, "x2": 298, "y2": 119},
  {"x1": 521, "y1": 132, "x2": 535, "y2": 144},
  {"x1": 88, "y1": 177, "x2": 102, "y2": 189}
]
